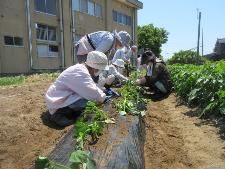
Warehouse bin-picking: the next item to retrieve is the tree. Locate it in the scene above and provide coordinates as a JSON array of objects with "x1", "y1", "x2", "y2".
[
  {"x1": 167, "y1": 50, "x2": 206, "y2": 65},
  {"x1": 137, "y1": 24, "x2": 169, "y2": 56}
]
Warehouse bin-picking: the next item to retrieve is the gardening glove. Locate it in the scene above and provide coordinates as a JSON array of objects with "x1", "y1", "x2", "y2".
[
  {"x1": 103, "y1": 96, "x2": 112, "y2": 103},
  {"x1": 104, "y1": 88, "x2": 120, "y2": 97},
  {"x1": 105, "y1": 75, "x2": 115, "y2": 85}
]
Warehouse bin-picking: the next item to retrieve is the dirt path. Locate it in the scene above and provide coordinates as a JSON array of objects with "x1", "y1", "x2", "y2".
[
  {"x1": 144, "y1": 94, "x2": 225, "y2": 169},
  {"x1": 0, "y1": 81, "x2": 71, "y2": 169}
]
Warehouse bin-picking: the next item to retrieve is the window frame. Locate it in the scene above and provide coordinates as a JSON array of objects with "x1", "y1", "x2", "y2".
[
  {"x1": 4, "y1": 36, "x2": 24, "y2": 47},
  {"x1": 34, "y1": 0, "x2": 57, "y2": 16},
  {"x1": 112, "y1": 10, "x2": 132, "y2": 26},
  {"x1": 37, "y1": 43, "x2": 59, "y2": 58},
  {"x1": 36, "y1": 23, "x2": 57, "y2": 42}
]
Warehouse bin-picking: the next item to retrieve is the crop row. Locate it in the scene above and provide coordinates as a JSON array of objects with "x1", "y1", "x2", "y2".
[{"x1": 168, "y1": 61, "x2": 225, "y2": 117}]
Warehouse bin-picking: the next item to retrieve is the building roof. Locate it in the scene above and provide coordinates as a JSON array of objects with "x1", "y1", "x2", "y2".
[
  {"x1": 127, "y1": 0, "x2": 143, "y2": 9},
  {"x1": 118, "y1": 0, "x2": 143, "y2": 9}
]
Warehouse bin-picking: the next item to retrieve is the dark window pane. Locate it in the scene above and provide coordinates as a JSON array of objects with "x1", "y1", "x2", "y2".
[
  {"x1": 49, "y1": 45, "x2": 58, "y2": 52},
  {"x1": 122, "y1": 15, "x2": 126, "y2": 25},
  {"x1": 48, "y1": 26, "x2": 56, "y2": 41},
  {"x1": 118, "y1": 13, "x2": 122, "y2": 23},
  {"x1": 113, "y1": 10, "x2": 117, "y2": 22},
  {"x1": 46, "y1": 0, "x2": 57, "y2": 15},
  {"x1": 4, "y1": 36, "x2": 14, "y2": 45},
  {"x1": 35, "y1": 0, "x2": 46, "y2": 13},
  {"x1": 80, "y1": 0, "x2": 88, "y2": 13},
  {"x1": 14, "y1": 37, "x2": 23, "y2": 46},
  {"x1": 95, "y1": 4, "x2": 102, "y2": 17},
  {"x1": 36, "y1": 24, "x2": 48, "y2": 40},
  {"x1": 127, "y1": 16, "x2": 132, "y2": 26}
]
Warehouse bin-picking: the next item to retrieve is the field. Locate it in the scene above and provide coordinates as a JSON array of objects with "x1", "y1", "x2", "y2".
[{"x1": 0, "y1": 69, "x2": 225, "y2": 169}]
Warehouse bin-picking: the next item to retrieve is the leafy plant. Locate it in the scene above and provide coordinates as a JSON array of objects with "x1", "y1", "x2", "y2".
[{"x1": 168, "y1": 61, "x2": 225, "y2": 117}]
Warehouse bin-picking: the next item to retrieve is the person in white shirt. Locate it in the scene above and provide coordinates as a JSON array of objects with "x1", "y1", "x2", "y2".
[
  {"x1": 98, "y1": 59, "x2": 128, "y2": 87},
  {"x1": 45, "y1": 51, "x2": 109, "y2": 127},
  {"x1": 112, "y1": 45, "x2": 137, "y2": 76},
  {"x1": 75, "y1": 30, "x2": 131, "y2": 63}
]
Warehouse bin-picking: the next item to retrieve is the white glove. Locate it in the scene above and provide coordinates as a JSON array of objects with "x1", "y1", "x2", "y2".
[
  {"x1": 135, "y1": 78, "x2": 146, "y2": 85},
  {"x1": 106, "y1": 75, "x2": 115, "y2": 85}
]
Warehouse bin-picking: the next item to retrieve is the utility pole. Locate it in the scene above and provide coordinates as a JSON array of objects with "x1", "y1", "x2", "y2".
[
  {"x1": 197, "y1": 11, "x2": 201, "y2": 57},
  {"x1": 202, "y1": 28, "x2": 203, "y2": 56}
]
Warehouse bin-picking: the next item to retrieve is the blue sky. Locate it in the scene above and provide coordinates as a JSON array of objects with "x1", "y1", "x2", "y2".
[{"x1": 138, "y1": 0, "x2": 225, "y2": 59}]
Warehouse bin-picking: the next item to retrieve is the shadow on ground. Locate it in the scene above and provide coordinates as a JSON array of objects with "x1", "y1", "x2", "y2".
[
  {"x1": 41, "y1": 111, "x2": 65, "y2": 130},
  {"x1": 177, "y1": 99, "x2": 225, "y2": 141}
]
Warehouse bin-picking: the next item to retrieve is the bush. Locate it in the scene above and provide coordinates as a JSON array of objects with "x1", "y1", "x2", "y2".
[{"x1": 167, "y1": 50, "x2": 206, "y2": 65}]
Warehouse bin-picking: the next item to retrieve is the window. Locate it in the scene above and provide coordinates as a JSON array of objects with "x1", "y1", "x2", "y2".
[
  {"x1": 72, "y1": 0, "x2": 102, "y2": 18},
  {"x1": 88, "y1": 1, "x2": 94, "y2": 16},
  {"x1": 80, "y1": 0, "x2": 88, "y2": 13},
  {"x1": 113, "y1": 10, "x2": 117, "y2": 22},
  {"x1": 95, "y1": 3, "x2": 102, "y2": 17},
  {"x1": 4, "y1": 36, "x2": 23, "y2": 46},
  {"x1": 112, "y1": 10, "x2": 132, "y2": 26},
  {"x1": 37, "y1": 44, "x2": 58, "y2": 57},
  {"x1": 35, "y1": 0, "x2": 57, "y2": 15},
  {"x1": 72, "y1": 0, "x2": 79, "y2": 11},
  {"x1": 36, "y1": 24, "x2": 56, "y2": 41}
]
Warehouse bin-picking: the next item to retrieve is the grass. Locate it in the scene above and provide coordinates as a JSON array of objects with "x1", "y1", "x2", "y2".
[
  {"x1": 0, "y1": 72, "x2": 60, "y2": 86},
  {"x1": 0, "y1": 76, "x2": 25, "y2": 86}
]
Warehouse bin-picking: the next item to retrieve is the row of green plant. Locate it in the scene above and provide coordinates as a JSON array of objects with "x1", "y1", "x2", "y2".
[
  {"x1": 36, "y1": 101, "x2": 115, "y2": 169},
  {"x1": 35, "y1": 71, "x2": 147, "y2": 169},
  {"x1": 116, "y1": 71, "x2": 147, "y2": 116},
  {"x1": 0, "y1": 72, "x2": 60, "y2": 86},
  {"x1": 168, "y1": 61, "x2": 225, "y2": 117}
]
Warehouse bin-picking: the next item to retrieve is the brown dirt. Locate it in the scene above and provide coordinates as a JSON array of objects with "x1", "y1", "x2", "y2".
[
  {"x1": 144, "y1": 94, "x2": 225, "y2": 169},
  {"x1": 1, "y1": 79, "x2": 225, "y2": 169},
  {"x1": 0, "y1": 80, "x2": 71, "y2": 169}
]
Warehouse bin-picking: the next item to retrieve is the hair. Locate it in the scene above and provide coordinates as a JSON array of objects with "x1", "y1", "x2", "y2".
[{"x1": 141, "y1": 50, "x2": 156, "y2": 65}]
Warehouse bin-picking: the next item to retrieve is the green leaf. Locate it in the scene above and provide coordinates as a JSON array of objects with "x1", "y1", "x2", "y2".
[
  {"x1": 86, "y1": 158, "x2": 97, "y2": 169},
  {"x1": 104, "y1": 118, "x2": 115, "y2": 124},
  {"x1": 69, "y1": 150, "x2": 88, "y2": 163},
  {"x1": 140, "y1": 111, "x2": 146, "y2": 117},
  {"x1": 35, "y1": 156, "x2": 55, "y2": 169},
  {"x1": 119, "y1": 111, "x2": 127, "y2": 116}
]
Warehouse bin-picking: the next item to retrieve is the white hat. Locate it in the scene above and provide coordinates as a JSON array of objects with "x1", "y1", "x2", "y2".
[
  {"x1": 113, "y1": 59, "x2": 125, "y2": 68},
  {"x1": 85, "y1": 51, "x2": 108, "y2": 70},
  {"x1": 118, "y1": 31, "x2": 131, "y2": 47}
]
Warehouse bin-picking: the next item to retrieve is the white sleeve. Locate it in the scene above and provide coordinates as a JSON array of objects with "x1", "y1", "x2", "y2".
[
  {"x1": 112, "y1": 50, "x2": 124, "y2": 63},
  {"x1": 62, "y1": 69, "x2": 106, "y2": 103},
  {"x1": 110, "y1": 66, "x2": 128, "y2": 82}
]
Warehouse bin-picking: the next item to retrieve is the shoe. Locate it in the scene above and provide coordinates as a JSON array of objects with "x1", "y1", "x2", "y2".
[{"x1": 50, "y1": 113, "x2": 74, "y2": 127}]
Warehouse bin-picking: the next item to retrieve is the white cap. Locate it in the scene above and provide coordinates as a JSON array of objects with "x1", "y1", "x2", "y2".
[
  {"x1": 118, "y1": 31, "x2": 131, "y2": 47},
  {"x1": 113, "y1": 59, "x2": 125, "y2": 68},
  {"x1": 85, "y1": 51, "x2": 108, "y2": 70}
]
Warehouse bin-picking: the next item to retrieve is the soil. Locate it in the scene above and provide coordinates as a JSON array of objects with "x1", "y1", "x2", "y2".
[
  {"x1": 0, "y1": 80, "x2": 71, "y2": 169},
  {"x1": 0, "y1": 80, "x2": 225, "y2": 169},
  {"x1": 144, "y1": 94, "x2": 225, "y2": 169}
]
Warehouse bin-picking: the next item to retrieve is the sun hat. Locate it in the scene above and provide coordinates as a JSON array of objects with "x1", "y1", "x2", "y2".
[
  {"x1": 112, "y1": 59, "x2": 125, "y2": 68},
  {"x1": 85, "y1": 51, "x2": 108, "y2": 70},
  {"x1": 114, "y1": 30, "x2": 131, "y2": 48}
]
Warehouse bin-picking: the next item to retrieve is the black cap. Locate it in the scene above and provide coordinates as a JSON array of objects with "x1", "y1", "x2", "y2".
[{"x1": 141, "y1": 50, "x2": 156, "y2": 65}]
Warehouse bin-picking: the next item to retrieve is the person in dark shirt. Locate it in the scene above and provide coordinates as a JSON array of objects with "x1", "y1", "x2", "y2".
[{"x1": 136, "y1": 50, "x2": 172, "y2": 100}]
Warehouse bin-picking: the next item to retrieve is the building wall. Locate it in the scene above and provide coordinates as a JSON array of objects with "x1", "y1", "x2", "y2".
[
  {"x1": 0, "y1": 0, "x2": 29, "y2": 73},
  {"x1": 0, "y1": 0, "x2": 141, "y2": 73}
]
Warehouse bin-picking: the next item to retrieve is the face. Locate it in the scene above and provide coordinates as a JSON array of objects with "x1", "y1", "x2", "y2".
[
  {"x1": 93, "y1": 69, "x2": 101, "y2": 77},
  {"x1": 115, "y1": 39, "x2": 123, "y2": 50}
]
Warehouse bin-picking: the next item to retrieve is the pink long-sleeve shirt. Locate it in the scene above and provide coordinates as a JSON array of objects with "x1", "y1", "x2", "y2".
[{"x1": 45, "y1": 64, "x2": 106, "y2": 114}]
